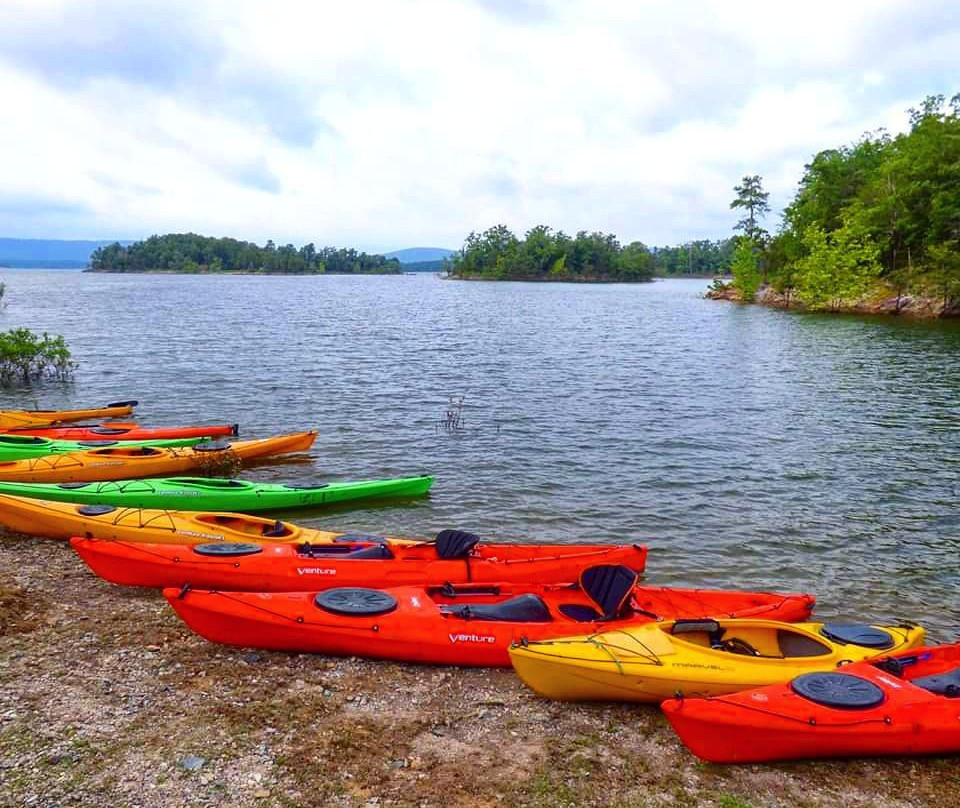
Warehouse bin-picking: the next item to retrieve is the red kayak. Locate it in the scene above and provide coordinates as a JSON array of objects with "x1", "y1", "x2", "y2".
[
  {"x1": 163, "y1": 565, "x2": 815, "y2": 666},
  {"x1": 71, "y1": 533, "x2": 649, "y2": 591},
  {"x1": 7, "y1": 422, "x2": 239, "y2": 440},
  {"x1": 663, "y1": 643, "x2": 960, "y2": 763}
]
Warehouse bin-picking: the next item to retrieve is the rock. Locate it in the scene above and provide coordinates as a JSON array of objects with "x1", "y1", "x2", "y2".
[
  {"x1": 179, "y1": 755, "x2": 206, "y2": 771},
  {"x1": 253, "y1": 789, "x2": 271, "y2": 799},
  {"x1": 242, "y1": 652, "x2": 262, "y2": 664}
]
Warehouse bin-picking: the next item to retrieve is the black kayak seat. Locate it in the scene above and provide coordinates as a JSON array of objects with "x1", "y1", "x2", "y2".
[
  {"x1": 791, "y1": 672, "x2": 886, "y2": 709},
  {"x1": 261, "y1": 520, "x2": 290, "y2": 538},
  {"x1": 435, "y1": 529, "x2": 481, "y2": 559},
  {"x1": 442, "y1": 594, "x2": 552, "y2": 623},
  {"x1": 557, "y1": 603, "x2": 602, "y2": 622},
  {"x1": 912, "y1": 666, "x2": 960, "y2": 697},
  {"x1": 820, "y1": 623, "x2": 895, "y2": 649},
  {"x1": 580, "y1": 565, "x2": 639, "y2": 620},
  {"x1": 107, "y1": 400, "x2": 138, "y2": 408}
]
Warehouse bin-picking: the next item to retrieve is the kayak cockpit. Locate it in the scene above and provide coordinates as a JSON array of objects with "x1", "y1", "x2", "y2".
[
  {"x1": 665, "y1": 619, "x2": 835, "y2": 658},
  {"x1": 192, "y1": 514, "x2": 296, "y2": 538},
  {"x1": 165, "y1": 478, "x2": 254, "y2": 489}
]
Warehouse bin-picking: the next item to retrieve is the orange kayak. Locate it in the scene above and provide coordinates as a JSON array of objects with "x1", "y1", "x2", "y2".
[
  {"x1": 8, "y1": 422, "x2": 239, "y2": 441},
  {"x1": 70, "y1": 533, "x2": 649, "y2": 590},
  {"x1": 0, "y1": 401, "x2": 138, "y2": 430},
  {"x1": 0, "y1": 432, "x2": 315, "y2": 483},
  {"x1": 163, "y1": 568, "x2": 815, "y2": 666}
]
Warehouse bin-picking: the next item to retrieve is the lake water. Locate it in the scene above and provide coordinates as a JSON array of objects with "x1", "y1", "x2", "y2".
[{"x1": 1, "y1": 270, "x2": 958, "y2": 637}]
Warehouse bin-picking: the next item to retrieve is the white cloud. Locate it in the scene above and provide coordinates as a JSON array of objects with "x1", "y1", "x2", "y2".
[{"x1": 0, "y1": 0, "x2": 954, "y2": 249}]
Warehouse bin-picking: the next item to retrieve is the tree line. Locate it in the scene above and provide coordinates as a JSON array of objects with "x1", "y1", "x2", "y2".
[
  {"x1": 445, "y1": 225, "x2": 656, "y2": 281},
  {"x1": 652, "y1": 239, "x2": 735, "y2": 276},
  {"x1": 730, "y1": 94, "x2": 960, "y2": 309},
  {"x1": 88, "y1": 233, "x2": 403, "y2": 274}
]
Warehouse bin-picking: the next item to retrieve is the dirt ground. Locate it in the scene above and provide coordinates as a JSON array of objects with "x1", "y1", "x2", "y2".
[{"x1": 2, "y1": 533, "x2": 959, "y2": 808}]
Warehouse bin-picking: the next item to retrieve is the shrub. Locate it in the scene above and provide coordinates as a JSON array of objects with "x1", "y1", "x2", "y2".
[{"x1": 0, "y1": 328, "x2": 76, "y2": 386}]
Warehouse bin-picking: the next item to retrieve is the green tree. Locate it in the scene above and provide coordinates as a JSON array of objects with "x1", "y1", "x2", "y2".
[
  {"x1": 793, "y1": 210, "x2": 882, "y2": 310},
  {"x1": 730, "y1": 238, "x2": 762, "y2": 300},
  {"x1": 730, "y1": 175, "x2": 771, "y2": 242}
]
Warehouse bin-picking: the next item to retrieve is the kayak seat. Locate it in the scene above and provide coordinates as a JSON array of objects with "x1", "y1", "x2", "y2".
[
  {"x1": 580, "y1": 565, "x2": 639, "y2": 620},
  {"x1": 435, "y1": 529, "x2": 481, "y2": 559},
  {"x1": 261, "y1": 520, "x2": 291, "y2": 538},
  {"x1": 557, "y1": 603, "x2": 603, "y2": 622},
  {"x1": 442, "y1": 594, "x2": 552, "y2": 622},
  {"x1": 912, "y1": 666, "x2": 960, "y2": 697},
  {"x1": 777, "y1": 630, "x2": 831, "y2": 657},
  {"x1": 297, "y1": 543, "x2": 394, "y2": 560}
]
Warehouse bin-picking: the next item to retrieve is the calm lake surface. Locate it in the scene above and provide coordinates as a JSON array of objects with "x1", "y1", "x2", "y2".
[{"x1": 2, "y1": 270, "x2": 959, "y2": 636}]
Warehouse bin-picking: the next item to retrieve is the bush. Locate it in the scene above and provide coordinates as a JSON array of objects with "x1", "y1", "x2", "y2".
[{"x1": 0, "y1": 328, "x2": 76, "y2": 386}]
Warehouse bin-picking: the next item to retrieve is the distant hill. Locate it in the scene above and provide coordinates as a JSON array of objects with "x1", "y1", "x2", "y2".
[
  {"x1": 0, "y1": 238, "x2": 132, "y2": 268},
  {"x1": 384, "y1": 247, "x2": 455, "y2": 264}
]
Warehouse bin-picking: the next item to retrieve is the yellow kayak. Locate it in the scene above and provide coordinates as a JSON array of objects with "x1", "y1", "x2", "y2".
[
  {"x1": 0, "y1": 401, "x2": 137, "y2": 430},
  {"x1": 508, "y1": 617, "x2": 926, "y2": 703},
  {"x1": 0, "y1": 432, "x2": 315, "y2": 483},
  {"x1": 0, "y1": 492, "x2": 419, "y2": 546}
]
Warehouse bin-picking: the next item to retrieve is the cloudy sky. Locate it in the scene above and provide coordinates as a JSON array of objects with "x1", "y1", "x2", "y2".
[{"x1": 0, "y1": 0, "x2": 956, "y2": 252}]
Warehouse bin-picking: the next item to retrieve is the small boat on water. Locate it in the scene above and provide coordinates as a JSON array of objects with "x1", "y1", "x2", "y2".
[
  {"x1": 0, "y1": 433, "x2": 207, "y2": 461},
  {"x1": 0, "y1": 400, "x2": 138, "y2": 430},
  {"x1": 0, "y1": 432, "x2": 315, "y2": 483},
  {"x1": 7, "y1": 422, "x2": 238, "y2": 441},
  {"x1": 0, "y1": 473, "x2": 433, "y2": 511}
]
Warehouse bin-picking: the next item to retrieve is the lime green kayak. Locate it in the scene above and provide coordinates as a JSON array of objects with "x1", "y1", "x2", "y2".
[
  {"x1": 0, "y1": 474, "x2": 434, "y2": 512},
  {"x1": 0, "y1": 433, "x2": 207, "y2": 461}
]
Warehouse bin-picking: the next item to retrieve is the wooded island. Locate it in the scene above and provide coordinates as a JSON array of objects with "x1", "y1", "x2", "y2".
[{"x1": 87, "y1": 234, "x2": 402, "y2": 274}]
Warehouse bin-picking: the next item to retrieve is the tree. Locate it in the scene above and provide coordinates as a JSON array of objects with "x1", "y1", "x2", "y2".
[
  {"x1": 730, "y1": 175, "x2": 771, "y2": 242},
  {"x1": 730, "y1": 238, "x2": 762, "y2": 300}
]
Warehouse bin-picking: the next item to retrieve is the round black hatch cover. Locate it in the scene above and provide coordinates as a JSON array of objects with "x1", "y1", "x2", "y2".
[
  {"x1": 192, "y1": 542, "x2": 264, "y2": 557},
  {"x1": 194, "y1": 440, "x2": 232, "y2": 452},
  {"x1": 821, "y1": 623, "x2": 894, "y2": 649},
  {"x1": 314, "y1": 587, "x2": 398, "y2": 617},
  {"x1": 78, "y1": 440, "x2": 119, "y2": 447},
  {"x1": 283, "y1": 482, "x2": 330, "y2": 490},
  {"x1": 90, "y1": 427, "x2": 129, "y2": 435},
  {"x1": 58, "y1": 482, "x2": 91, "y2": 489},
  {"x1": 791, "y1": 672, "x2": 886, "y2": 709},
  {"x1": 77, "y1": 504, "x2": 116, "y2": 516}
]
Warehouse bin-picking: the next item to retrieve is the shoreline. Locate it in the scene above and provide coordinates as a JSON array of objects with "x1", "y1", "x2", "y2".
[
  {"x1": 3, "y1": 532, "x2": 959, "y2": 808},
  {"x1": 706, "y1": 282, "x2": 960, "y2": 319}
]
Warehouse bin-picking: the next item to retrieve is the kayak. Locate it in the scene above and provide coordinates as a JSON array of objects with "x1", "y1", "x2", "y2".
[
  {"x1": 508, "y1": 618, "x2": 926, "y2": 702},
  {"x1": 0, "y1": 432, "x2": 316, "y2": 483},
  {"x1": 72, "y1": 532, "x2": 649, "y2": 589},
  {"x1": 663, "y1": 643, "x2": 960, "y2": 763},
  {"x1": 0, "y1": 433, "x2": 208, "y2": 461},
  {"x1": 0, "y1": 473, "x2": 434, "y2": 511},
  {"x1": 0, "y1": 401, "x2": 137, "y2": 430},
  {"x1": 162, "y1": 566, "x2": 815, "y2": 666},
  {"x1": 7, "y1": 423, "x2": 239, "y2": 440}
]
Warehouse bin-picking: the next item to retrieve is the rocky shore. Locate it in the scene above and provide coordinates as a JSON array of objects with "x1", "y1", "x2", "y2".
[
  {"x1": 706, "y1": 282, "x2": 960, "y2": 318},
  {"x1": 3, "y1": 533, "x2": 960, "y2": 808}
]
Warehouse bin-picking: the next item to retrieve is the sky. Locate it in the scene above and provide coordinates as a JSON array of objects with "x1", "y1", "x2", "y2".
[{"x1": 0, "y1": 0, "x2": 957, "y2": 253}]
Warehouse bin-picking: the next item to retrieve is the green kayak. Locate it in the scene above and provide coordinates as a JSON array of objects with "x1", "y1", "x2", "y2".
[
  {"x1": 0, "y1": 474, "x2": 434, "y2": 512},
  {"x1": 0, "y1": 433, "x2": 209, "y2": 461}
]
